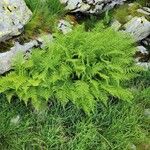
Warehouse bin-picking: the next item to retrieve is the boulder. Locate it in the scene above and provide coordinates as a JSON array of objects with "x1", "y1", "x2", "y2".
[
  {"x1": 124, "y1": 17, "x2": 150, "y2": 41},
  {"x1": 0, "y1": 34, "x2": 53, "y2": 74},
  {"x1": 0, "y1": 0, "x2": 32, "y2": 42},
  {"x1": 60, "y1": 0, "x2": 126, "y2": 14}
]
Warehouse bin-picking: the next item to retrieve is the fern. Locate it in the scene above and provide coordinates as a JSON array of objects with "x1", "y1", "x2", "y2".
[{"x1": 0, "y1": 23, "x2": 138, "y2": 114}]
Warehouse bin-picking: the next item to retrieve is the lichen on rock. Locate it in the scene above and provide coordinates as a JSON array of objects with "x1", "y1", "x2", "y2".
[{"x1": 0, "y1": 0, "x2": 32, "y2": 42}]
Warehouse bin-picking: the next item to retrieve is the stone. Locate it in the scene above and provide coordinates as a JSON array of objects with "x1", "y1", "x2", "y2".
[
  {"x1": 0, "y1": 34, "x2": 53, "y2": 74},
  {"x1": 10, "y1": 115, "x2": 20, "y2": 125},
  {"x1": 0, "y1": 0, "x2": 32, "y2": 42},
  {"x1": 137, "y1": 46, "x2": 148, "y2": 54},
  {"x1": 111, "y1": 20, "x2": 122, "y2": 31},
  {"x1": 130, "y1": 144, "x2": 137, "y2": 150},
  {"x1": 124, "y1": 17, "x2": 150, "y2": 41},
  {"x1": 137, "y1": 8, "x2": 150, "y2": 16},
  {"x1": 135, "y1": 46, "x2": 149, "y2": 63},
  {"x1": 143, "y1": 7, "x2": 150, "y2": 14},
  {"x1": 142, "y1": 37, "x2": 150, "y2": 47},
  {"x1": 58, "y1": 19, "x2": 73, "y2": 34},
  {"x1": 144, "y1": 109, "x2": 150, "y2": 119},
  {"x1": 60, "y1": 0, "x2": 126, "y2": 14},
  {"x1": 136, "y1": 62, "x2": 150, "y2": 69}
]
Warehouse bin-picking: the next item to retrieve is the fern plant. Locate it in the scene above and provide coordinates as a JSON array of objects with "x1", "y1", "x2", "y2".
[{"x1": 0, "y1": 23, "x2": 138, "y2": 114}]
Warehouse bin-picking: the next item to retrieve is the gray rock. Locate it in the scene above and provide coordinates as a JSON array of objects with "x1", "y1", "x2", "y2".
[
  {"x1": 0, "y1": 0, "x2": 32, "y2": 42},
  {"x1": 137, "y1": 8, "x2": 150, "y2": 16},
  {"x1": 111, "y1": 20, "x2": 122, "y2": 31},
  {"x1": 0, "y1": 34, "x2": 53, "y2": 74},
  {"x1": 143, "y1": 7, "x2": 150, "y2": 14},
  {"x1": 137, "y1": 46, "x2": 148, "y2": 54},
  {"x1": 136, "y1": 62, "x2": 150, "y2": 69},
  {"x1": 130, "y1": 144, "x2": 137, "y2": 150},
  {"x1": 60, "y1": 0, "x2": 126, "y2": 14},
  {"x1": 58, "y1": 19, "x2": 73, "y2": 34},
  {"x1": 142, "y1": 37, "x2": 150, "y2": 47},
  {"x1": 144, "y1": 109, "x2": 150, "y2": 119},
  {"x1": 10, "y1": 115, "x2": 20, "y2": 125},
  {"x1": 124, "y1": 17, "x2": 150, "y2": 41}
]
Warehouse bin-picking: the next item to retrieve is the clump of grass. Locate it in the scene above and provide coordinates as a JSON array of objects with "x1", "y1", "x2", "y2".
[
  {"x1": 0, "y1": 40, "x2": 14, "y2": 53},
  {"x1": 113, "y1": 2, "x2": 148, "y2": 24},
  {"x1": 24, "y1": 0, "x2": 66, "y2": 39}
]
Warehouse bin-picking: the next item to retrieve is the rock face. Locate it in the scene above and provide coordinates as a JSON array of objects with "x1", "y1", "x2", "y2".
[
  {"x1": 0, "y1": 34, "x2": 53, "y2": 74},
  {"x1": 0, "y1": 0, "x2": 32, "y2": 42},
  {"x1": 124, "y1": 17, "x2": 150, "y2": 41},
  {"x1": 60, "y1": 0, "x2": 126, "y2": 14}
]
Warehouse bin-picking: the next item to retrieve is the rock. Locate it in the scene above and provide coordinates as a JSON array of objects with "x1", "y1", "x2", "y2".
[
  {"x1": 10, "y1": 115, "x2": 20, "y2": 125},
  {"x1": 0, "y1": 0, "x2": 32, "y2": 42},
  {"x1": 111, "y1": 20, "x2": 122, "y2": 31},
  {"x1": 0, "y1": 34, "x2": 53, "y2": 74},
  {"x1": 136, "y1": 62, "x2": 150, "y2": 69},
  {"x1": 58, "y1": 19, "x2": 73, "y2": 34},
  {"x1": 143, "y1": 7, "x2": 150, "y2": 14},
  {"x1": 135, "y1": 46, "x2": 149, "y2": 63},
  {"x1": 137, "y1": 46, "x2": 148, "y2": 54},
  {"x1": 124, "y1": 17, "x2": 150, "y2": 41},
  {"x1": 60, "y1": 0, "x2": 126, "y2": 14},
  {"x1": 144, "y1": 109, "x2": 150, "y2": 119},
  {"x1": 130, "y1": 144, "x2": 137, "y2": 150},
  {"x1": 137, "y1": 8, "x2": 150, "y2": 16},
  {"x1": 142, "y1": 37, "x2": 150, "y2": 47}
]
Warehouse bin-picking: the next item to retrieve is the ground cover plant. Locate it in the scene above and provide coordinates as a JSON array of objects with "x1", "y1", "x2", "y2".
[
  {"x1": 0, "y1": 93, "x2": 149, "y2": 150},
  {"x1": 113, "y1": 1, "x2": 150, "y2": 25},
  {"x1": 0, "y1": 23, "x2": 139, "y2": 114}
]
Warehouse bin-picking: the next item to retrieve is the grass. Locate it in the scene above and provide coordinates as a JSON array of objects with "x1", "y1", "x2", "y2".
[
  {"x1": 113, "y1": 2, "x2": 150, "y2": 25},
  {"x1": 0, "y1": 92, "x2": 149, "y2": 150},
  {"x1": 0, "y1": 40, "x2": 14, "y2": 53},
  {"x1": 23, "y1": 0, "x2": 66, "y2": 39}
]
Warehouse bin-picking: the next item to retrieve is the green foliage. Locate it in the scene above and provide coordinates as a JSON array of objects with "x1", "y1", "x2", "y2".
[
  {"x1": 132, "y1": 0, "x2": 150, "y2": 6},
  {"x1": 0, "y1": 95, "x2": 148, "y2": 150},
  {"x1": 113, "y1": 2, "x2": 149, "y2": 24},
  {"x1": 0, "y1": 40, "x2": 14, "y2": 52},
  {"x1": 24, "y1": 0, "x2": 65, "y2": 38},
  {"x1": 103, "y1": 10, "x2": 112, "y2": 27},
  {"x1": 0, "y1": 23, "x2": 138, "y2": 114},
  {"x1": 133, "y1": 70, "x2": 150, "y2": 107}
]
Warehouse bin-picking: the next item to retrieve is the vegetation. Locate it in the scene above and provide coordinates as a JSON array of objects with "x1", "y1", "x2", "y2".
[
  {"x1": 133, "y1": 0, "x2": 150, "y2": 6},
  {"x1": 113, "y1": 2, "x2": 150, "y2": 25},
  {"x1": 23, "y1": 0, "x2": 65, "y2": 38},
  {"x1": 0, "y1": 0, "x2": 149, "y2": 149},
  {"x1": 0, "y1": 93, "x2": 149, "y2": 150},
  {"x1": 0, "y1": 23, "x2": 139, "y2": 114}
]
